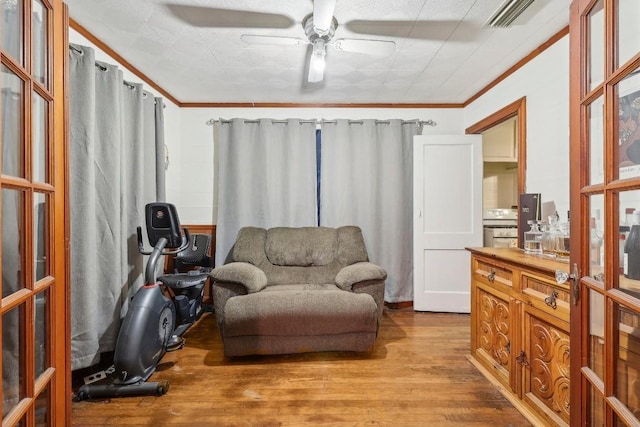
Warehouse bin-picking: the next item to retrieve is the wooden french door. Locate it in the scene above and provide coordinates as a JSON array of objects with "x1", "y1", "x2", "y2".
[
  {"x1": 570, "y1": 0, "x2": 640, "y2": 425},
  {"x1": 1, "y1": 0, "x2": 69, "y2": 425}
]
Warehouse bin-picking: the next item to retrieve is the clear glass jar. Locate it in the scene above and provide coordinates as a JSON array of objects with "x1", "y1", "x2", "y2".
[{"x1": 524, "y1": 220, "x2": 543, "y2": 255}]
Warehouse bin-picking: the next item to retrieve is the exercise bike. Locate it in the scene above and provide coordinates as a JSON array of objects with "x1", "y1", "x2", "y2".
[{"x1": 75, "y1": 202, "x2": 211, "y2": 400}]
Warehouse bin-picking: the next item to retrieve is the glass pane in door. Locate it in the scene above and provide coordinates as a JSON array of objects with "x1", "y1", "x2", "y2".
[
  {"x1": 32, "y1": 92, "x2": 48, "y2": 183},
  {"x1": 2, "y1": 304, "x2": 25, "y2": 417},
  {"x1": 589, "y1": 289, "x2": 605, "y2": 379},
  {"x1": 2, "y1": 188, "x2": 25, "y2": 297},
  {"x1": 590, "y1": 96, "x2": 605, "y2": 185},
  {"x1": 617, "y1": 66, "x2": 640, "y2": 180},
  {"x1": 620, "y1": 190, "x2": 640, "y2": 295},
  {"x1": 588, "y1": 0, "x2": 605, "y2": 91},
  {"x1": 616, "y1": 304, "x2": 640, "y2": 419},
  {"x1": 1, "y1": 65, "x2": 25, "y2": 178},
  {"x1": 35, "y1": 290, "x2": 48, "y2": 377},
  {"x1": 590, "y1": 194, "x2": 605, "y2": 278},
  {"x1": 589, "y1": 384, "x2": 605, "y2": 426},
  {"x1": 35, "y1": 385, "x2": 49, "y2": 426},
  {"x1": 32, "y1": 0, "x2": 48, "y2": 86},
  {"x1": 617, "y1": 0, "x2": 640, "y2": 68},
  {"x1": 1, "y1": 0, "x2": 24, "y2": 65},
  {"x1": 34, "y1": 192, "x2": 48, "y2": 280}
]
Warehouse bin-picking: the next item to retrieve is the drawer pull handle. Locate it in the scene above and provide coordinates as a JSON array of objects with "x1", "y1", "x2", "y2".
[
  {"x1": 515, "y1": 350, "x2": 529, "y2": 366},
  {"x1": 487, "y1": 271, "x2": 496, "y2": 282},
  {"x1": 544, "y1": 290, "x2": 558, "y2": 310}
]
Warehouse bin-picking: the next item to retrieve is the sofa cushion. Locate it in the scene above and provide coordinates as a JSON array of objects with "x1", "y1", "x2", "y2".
[
  {"x1": 223, "y1": 286, "x2": 378, "y2": 338},
  {"x1": 336, "y1": 226, "x2": 370, "y2": 265},
  {"x1": 265, "y1": 227, "x2": 337, "y2": 266}
]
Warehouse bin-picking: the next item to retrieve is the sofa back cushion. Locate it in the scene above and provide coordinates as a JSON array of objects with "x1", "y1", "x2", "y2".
[
  {"x1": 232, "y1": 226, "x2": 369, "y2": 285},
  {"x1": 265, "y1": 227, "x2": 337, "y2": 266}
]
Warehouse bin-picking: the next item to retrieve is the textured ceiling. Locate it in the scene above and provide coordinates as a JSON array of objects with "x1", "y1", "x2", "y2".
[{"x1": 66, "y1": 0, "x2": 570, "y2": 104}]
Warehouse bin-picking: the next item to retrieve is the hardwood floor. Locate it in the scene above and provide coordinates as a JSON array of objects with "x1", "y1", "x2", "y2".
[{"x1": 71, "y1": 309, "x2": 531, "y2": 426}]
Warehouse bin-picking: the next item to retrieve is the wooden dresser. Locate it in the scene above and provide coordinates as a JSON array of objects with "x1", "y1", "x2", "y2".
[{"x1": 466, "y1": 247, "x2": 570, "y2": 426}]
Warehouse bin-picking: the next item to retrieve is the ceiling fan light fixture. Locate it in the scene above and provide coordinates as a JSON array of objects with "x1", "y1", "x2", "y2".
[
  {"x1": 308, "y1": 39, "x2": 326, "y2": 83},
  {"x1": 485, "y1": 0, "x2": 535, "y2": 28}
]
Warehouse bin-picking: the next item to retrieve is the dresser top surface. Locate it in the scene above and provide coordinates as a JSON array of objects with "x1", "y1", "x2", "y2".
[{"x1": 466, "y1": 247, "x2": 569, "y2": 275}]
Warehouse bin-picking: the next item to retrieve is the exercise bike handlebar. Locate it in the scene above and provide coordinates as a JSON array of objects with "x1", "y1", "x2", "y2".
[
  {"x1": 136, "y1": 226, "x2": 191, "y2": 285},
  {"x1": 136, "y1": 226, "x2": 191, "y2": 256}
]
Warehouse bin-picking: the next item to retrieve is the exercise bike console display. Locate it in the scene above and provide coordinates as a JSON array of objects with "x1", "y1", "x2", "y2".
[{"x1": 146, "y1": 202, "x2": 183, "y2": 248}]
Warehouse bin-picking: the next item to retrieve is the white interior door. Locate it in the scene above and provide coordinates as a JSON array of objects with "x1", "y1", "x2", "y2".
[{"x1": 413, "y1": 134, "x2": 483, "y2": 312}]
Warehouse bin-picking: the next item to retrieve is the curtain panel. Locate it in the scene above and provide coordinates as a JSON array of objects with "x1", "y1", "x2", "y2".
[
  {"x1": 215, "y1": 118, "x2": 318, "y2": 267},
  {"x1": 69, "y1": 43, "x2": 165, "y2": 370},
  {"x1": 319, "y1": 119, "x2": 421, "y2": 302}
]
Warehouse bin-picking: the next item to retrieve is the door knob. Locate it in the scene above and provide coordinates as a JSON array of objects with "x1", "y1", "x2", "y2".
[
  {"x1": 556, "y1": 263, "x2": 579, "y2": 305},
  {"x1": 555, "y1": 270, "x2": 572, "y2": 284}
]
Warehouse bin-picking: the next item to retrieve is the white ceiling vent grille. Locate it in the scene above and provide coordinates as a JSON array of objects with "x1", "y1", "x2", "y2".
[{"x1": 485, "y1": 0, "x2": 536, "y2": 28}]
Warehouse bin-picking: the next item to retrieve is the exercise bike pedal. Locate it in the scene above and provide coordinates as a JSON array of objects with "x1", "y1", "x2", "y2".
[{"x1": 166, "y1": 335, "x2": 185, "y2": 352}]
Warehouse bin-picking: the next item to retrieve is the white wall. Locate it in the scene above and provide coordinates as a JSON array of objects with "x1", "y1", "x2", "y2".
[{"x1": 465, "y1": 36, "x2": 570, "y2": 219}]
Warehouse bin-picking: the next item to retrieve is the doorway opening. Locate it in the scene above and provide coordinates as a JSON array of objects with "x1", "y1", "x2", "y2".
[{"x1": 466, "y1": 97, "x2": 527, "y2": 247}]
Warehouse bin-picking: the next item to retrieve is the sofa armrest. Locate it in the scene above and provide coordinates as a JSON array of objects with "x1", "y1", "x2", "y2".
[
  {"x1": 210, "y1": 262, "x2": 268, "y2": 293},
  {"x1": 335, "y1": 262, "x2": 387, "y2": 291}
]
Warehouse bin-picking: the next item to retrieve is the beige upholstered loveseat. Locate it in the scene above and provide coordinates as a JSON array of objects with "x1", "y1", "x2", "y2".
[{"x1": 210, "y1": 226, "x2": 386, "y2": 357}]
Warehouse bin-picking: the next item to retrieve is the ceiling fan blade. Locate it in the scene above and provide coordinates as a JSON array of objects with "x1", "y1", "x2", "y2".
[
  {"x1": 345, "y1": 20, "x2": 479, "y2": 42},
  {"x1": 313, "y1": 0, "x2": 337, "y2": 33},
  {"x1": 333, "y1": 39, "x2": 396, "y2": 56},
  {"x1": 241, "y1": 35, "x2": 308, "y2": 47},
  {"x1": 165, "y1": 4, "x2": 295, "y2": 29}
]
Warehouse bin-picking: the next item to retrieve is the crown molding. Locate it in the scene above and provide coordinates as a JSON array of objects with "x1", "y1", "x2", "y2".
[
  {"x1": 463, "y1": 25, "x2": 570, "y2": 107},
  {"x1": 180, "y1": 102, "x2": 464, "y2": 108},
  {"x1": 69, "y1": 18, "x2": 181, "y2": 106}
]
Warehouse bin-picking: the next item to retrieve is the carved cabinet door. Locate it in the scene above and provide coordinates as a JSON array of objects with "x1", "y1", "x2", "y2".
[
  {"x1": 473, "y1": 283, "x2": 513, "y2": 389},
  {"x1": 522, "y1": 305, "x2": 571, "y2": 426}
]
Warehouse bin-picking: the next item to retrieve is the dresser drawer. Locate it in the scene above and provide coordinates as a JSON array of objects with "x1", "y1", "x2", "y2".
[
  {"x1": 520, "y1": 272, "x2": 570, "y2": 320},
  {"x1": 473, "y1": 257, "x2": 514, "y2": 288}
]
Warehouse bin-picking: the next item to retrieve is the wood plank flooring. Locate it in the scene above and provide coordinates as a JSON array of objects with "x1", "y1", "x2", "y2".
[{"x1": 71, "y1": 309, "x2": 531, "y2": 426}]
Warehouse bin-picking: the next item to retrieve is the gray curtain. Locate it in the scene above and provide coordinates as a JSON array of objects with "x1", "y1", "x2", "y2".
[
  {"x1": 69, "y1": 43, "x2": 165, "y2": 370},
  {"x1": 320, "y1": 119, "x2": 422, "y2": 302},
  {"x1": 215, "y1": 119, "x2": 318, "y2": 266}
]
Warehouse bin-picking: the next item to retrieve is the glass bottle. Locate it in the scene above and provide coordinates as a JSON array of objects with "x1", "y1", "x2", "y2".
[
  {"x1": 542, "y1": 214, "x2": 559, "y2": 254},
  {"x1": 524, "y1": 220, "x2": 543, "y2": 255},
  {"x1": 619, "y1": 233, "x2": 626, "y2": 274}
]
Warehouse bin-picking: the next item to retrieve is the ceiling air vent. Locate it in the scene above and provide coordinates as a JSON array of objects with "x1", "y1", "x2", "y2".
[{"x1": 485, "y1": 0, "x2": 536, "y2": 28}]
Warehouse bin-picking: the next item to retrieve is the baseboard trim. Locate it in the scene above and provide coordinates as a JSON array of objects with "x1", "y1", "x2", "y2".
[{"x1": 384, "y1": 301, "x2": 414, "y2": 310}]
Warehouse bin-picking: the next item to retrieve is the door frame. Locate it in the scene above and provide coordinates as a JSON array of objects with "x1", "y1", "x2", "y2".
[
  {"x1": 465, "y1": 97, "x2": 528, "y2": 197},
  {"x1": 0, "y1": 0, "x2": 70, "y2": 424}
]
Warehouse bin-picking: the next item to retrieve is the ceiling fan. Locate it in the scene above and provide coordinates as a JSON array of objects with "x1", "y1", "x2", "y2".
[
  {"x1": 239, "y1": 0, "x2": 395, "y2": 83},
  {"x1": 165, "y1": 0, "x2": 529, "y2": 83}
]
